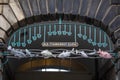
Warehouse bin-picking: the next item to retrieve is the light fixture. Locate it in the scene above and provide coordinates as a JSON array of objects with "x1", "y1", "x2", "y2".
[{"x1": 34, "y1": 68, "x2": 70, "y2": 72}]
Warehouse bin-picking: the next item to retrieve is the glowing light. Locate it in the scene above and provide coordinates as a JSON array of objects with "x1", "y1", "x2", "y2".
[{"x1": 35, "y1": 68, "x2": 70, "y2": 72}]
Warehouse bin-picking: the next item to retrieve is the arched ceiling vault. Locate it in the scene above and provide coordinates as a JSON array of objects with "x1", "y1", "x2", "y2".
[{"x1": 0, "y1": 0, "x2": 120, "y2": 50}]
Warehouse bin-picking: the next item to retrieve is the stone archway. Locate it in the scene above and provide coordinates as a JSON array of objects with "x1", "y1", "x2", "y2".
[{"x1": 0, "y1": 0, "x2": 120, "y2": 80}]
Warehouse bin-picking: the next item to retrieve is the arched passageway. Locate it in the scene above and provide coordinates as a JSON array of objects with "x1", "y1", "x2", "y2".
[{"x1": 0, "y1": 0, "x2": 120, "y2": 80}]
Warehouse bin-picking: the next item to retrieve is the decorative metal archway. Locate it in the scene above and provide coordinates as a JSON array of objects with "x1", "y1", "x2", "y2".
[{"x1": 8, "y1": 18, "x2": 114, "y2": 52}]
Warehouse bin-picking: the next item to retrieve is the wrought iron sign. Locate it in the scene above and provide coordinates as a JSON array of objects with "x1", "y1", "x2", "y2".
[{"x1": 8, "y1": 18, "x2": 114, "y2": 51}]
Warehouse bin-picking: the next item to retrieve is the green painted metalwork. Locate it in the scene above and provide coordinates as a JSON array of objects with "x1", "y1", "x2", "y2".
[
  {"x1": 74, "y1": 24, "x2": 77, "y2": 42},
  {"x1": 83, "y1": 25, "x2": 87, "y2": 40},
  {"x1": 8, "y1": 19, "x2": 114, "y2": 51},
  {"x1": 37, "y1": 26, "x2": 42, "y2": 38},
  {"x1": 21, "y1": 28, "x2": 26, "y2": 47},
  {"x1": 44, "y1": 25, "x2": 46, "y2": 42},
  {"x1": 88, "y1": 26, "x2": 92, "y2": 43}
]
